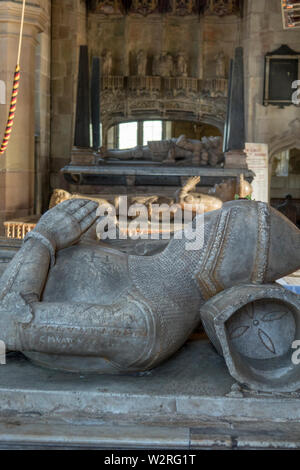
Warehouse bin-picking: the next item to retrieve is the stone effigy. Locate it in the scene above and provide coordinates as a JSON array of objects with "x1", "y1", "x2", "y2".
[
  {"x1": 4, "y1": 176, "x2": 251, "y2": 241},
  {"x1": 100, "y1": 135, "x2": 224, "y2": 166},
  {"x1": 209, "y1": 173, "x2": 253, "y2": 201},
  {"x1": 0, "y1": 198, "x2": 299, "y2": 392}
]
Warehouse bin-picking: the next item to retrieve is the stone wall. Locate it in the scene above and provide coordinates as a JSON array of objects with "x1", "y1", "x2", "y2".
[
  {"x1": 50, "y1": 0, "x2": 87, "y2": 192},
  {"x1": 243, "y1": 0, "x2": 300, "y2": 156},
  {"x1": 41, "y1": 1, "x2": 300, "y2": 201},
  {"x1": 88, "y1": 14, "x2": 202, "y2": 78},
  {"x1": 87, "y1": 8, "x2": 240, "y2": 80},
  {"x1": 35, "y1": 0, "x2": 51, "y2": 214}
]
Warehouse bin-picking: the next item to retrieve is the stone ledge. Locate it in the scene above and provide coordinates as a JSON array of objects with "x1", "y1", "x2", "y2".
[
  {"x1": 0, "y1": 341, "x2": 300, "y2": 448},
  {"x1": 0, "y1": 341, "x2": 300, "y2": 424},
  {"x1": 0, "y1": 423, "x2": 190, "y2": 450}
]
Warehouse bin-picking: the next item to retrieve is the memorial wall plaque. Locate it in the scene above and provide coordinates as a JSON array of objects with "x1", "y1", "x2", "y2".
[{"x1": 264, "y1": 45, "x2": 300, "y2": 107}]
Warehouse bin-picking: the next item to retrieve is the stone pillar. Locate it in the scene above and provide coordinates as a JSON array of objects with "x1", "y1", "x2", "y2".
[{"x1": 0, "y1": 1, "x2": 47, "y2": 234}]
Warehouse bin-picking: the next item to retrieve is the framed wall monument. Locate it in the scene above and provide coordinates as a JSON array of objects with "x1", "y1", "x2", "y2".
[{"x1": 263, "y1": 44, "x2": 300, "y2": 107}]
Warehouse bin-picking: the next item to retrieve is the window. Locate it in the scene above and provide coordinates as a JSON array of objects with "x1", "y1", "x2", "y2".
[
  {"x1": 143, "y1": 121, "x2": 163, "y2": 145},
  {"x1": 110, "y1": 121, "x2": 164, "y2": 149},
  {"x1": 272, "y1": 148, "x2": 300, "y2": 176},
  {"x1": 118, "y1": 122, "x2": 138, "y2": 149}
]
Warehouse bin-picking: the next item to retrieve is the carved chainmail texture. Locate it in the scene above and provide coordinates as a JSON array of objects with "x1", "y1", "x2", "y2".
[{"x1": 128, "y1": 213, "x2": 216, "y2": 366}]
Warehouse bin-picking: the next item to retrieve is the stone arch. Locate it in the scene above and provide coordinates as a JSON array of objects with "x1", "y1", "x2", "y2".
[
  {"x1": 0, "y1": 80, "x2": 5, "y2": 104},
  {"x1": 269, "y1": 118, "x2": 300, "y2": 162}
]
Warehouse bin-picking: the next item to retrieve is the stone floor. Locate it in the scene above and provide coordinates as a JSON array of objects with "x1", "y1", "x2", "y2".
[{"x1": 1, "y1": 340, "x2": 300, "y2": 449}]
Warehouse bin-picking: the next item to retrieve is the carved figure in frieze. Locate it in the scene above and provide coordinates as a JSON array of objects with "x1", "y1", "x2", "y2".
[
  {"x1": 215, "y1": 50, "x2": 226, "y2": 78},
  {"x1": 102, "y1": 50, "x2": 113, "y2": 76},
  {"x1": 152, "y1": 53, "x2": 161, "y2": 76},
  {"x1": 137, "y1": 50, "x2": 147, "y2": 76},
  {"x1": 176, "y1": 52, "x2": 188, "y2": 77},
  {"x1": 160, "y1": 52, "x2": 174, "y2": 77}
]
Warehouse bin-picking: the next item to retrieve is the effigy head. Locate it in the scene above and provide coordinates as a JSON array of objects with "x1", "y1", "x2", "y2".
[
  {"x1": 209, "y1": 176, "x2": 253, "y2": 202},
  {"x1": 182, "y1": 193, "x2": 223, "y2": 214}
]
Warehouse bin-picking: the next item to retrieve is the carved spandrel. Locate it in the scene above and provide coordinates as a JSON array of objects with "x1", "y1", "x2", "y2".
[
  {"x1": 207, "y1": 0, "x2": 241, "y2": 16},
  {"x1": 131, "y1": 0, "x2": 158, "y2": 15},
  {"x1": 174, "y1": 0, "x2": 194, "y2": 16}
]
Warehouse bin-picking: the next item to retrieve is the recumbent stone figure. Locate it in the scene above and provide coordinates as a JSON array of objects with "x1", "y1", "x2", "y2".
[{"x1": 0, "y1": 199, "x2": 299, "y2": 391}]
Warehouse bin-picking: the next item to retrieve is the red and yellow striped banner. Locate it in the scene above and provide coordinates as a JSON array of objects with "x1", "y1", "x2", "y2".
[{"x1": 0, "y1": 65, "x2": 20, "y2": 155}]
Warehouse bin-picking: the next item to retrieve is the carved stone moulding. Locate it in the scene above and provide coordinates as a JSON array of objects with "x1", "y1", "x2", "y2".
[{"x1": 200, "y1": 284, "x2": 300, "y2": 392}]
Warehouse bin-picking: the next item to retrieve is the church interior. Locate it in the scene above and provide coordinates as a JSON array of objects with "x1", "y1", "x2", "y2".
[{"x1": 0, "y1": 0, "x2": 300, "y2": 451}]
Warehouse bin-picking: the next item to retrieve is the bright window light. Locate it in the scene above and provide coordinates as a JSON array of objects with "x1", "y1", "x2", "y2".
[
  {"x1": 118, "y1": 122, "x2": 138, "y2": 149},
  {"x1": 143, "y1": 121, "x2": 163, "y2": 145}
]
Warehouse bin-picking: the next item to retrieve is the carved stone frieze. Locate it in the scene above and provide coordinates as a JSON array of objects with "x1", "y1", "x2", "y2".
[
  {"x1": 89, "y1": 0, "x2": 241, "y2": 17},
  {"x1": 99, "y1": 74, "x2": 227, "y2": 135}
]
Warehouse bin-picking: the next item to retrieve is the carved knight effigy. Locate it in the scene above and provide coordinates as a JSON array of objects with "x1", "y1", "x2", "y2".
[
  {"x1": 0, "y1": 198, "x2": 299, "y2": 392},
  {"x1": 100, "y1": 135, "x2": 224, "y2": 166}
]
